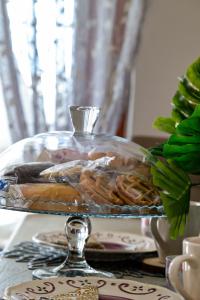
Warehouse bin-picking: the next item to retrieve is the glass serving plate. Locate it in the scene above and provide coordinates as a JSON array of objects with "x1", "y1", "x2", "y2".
[{"x1": 0, "y1": 106, "x2": 164, "y2": 279}]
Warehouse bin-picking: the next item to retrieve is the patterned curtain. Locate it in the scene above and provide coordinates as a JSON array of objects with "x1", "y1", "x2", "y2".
[{"x1": 0, "y1": 0, "x2": 147, "y2": 142}]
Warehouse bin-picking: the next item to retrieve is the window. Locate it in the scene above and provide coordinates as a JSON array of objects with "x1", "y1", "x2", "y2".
[{"x1": 0, "y1": 0, "x2": 75, "y2": 226}]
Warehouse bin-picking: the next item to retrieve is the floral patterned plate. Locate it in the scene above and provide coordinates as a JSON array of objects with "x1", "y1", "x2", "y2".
[
  {"x1": 4, "y1": 276, "x2": 182, "y2": 300},
  {"x1": 32, "y1": 231, "x2": 156, "y2": 254}
]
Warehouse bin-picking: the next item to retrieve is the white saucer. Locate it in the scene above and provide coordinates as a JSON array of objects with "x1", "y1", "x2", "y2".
[
  {"x1": 5, "y1": 276, "x2": 182, "y2": 300},
  {"x1": 33, "y1": 230, "x2": 156, "y2": 254}
]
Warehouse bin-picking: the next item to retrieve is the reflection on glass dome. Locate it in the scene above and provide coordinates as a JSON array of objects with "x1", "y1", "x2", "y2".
[{"x1": 0, "y1": 107, "x2": 163, "y2": 217}]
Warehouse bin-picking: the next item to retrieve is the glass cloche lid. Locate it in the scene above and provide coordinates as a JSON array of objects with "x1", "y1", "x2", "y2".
[{"x1": 0, "y1": 106, "x2": 163, "y2": 217}]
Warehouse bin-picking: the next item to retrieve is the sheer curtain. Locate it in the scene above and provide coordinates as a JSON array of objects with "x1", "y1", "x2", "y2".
[{"x1": 0, "y1": 0, "x2": 147, "y2": 143}]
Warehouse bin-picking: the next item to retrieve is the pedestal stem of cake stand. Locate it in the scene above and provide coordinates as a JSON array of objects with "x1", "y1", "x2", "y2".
[
  {"x1": 32, "y1": 216, "x2": 113, "y2": 279},
  {"x1": 53, "y1": 216, "x2": 92, "y2": 273},
  {"x1": 66, "y1": 216, "x2": 91, "y2": 265}
]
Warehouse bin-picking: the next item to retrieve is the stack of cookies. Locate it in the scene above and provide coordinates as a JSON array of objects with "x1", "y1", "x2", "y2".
[{"x1": 3, "y1": 149, "x2": 160, "y2": 212}]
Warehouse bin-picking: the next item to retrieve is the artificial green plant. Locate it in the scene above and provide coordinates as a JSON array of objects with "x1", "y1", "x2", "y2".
[{"x1": 146, "y1": 57, "x2": 200, "y2": 239}]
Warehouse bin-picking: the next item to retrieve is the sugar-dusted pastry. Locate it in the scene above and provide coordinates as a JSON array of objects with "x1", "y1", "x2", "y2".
[
  {"x1": 40, "y1": 160, "x2": 86, "y2": 179},
  {"x1": 40, "y1": 161, "x2": 90, "y2": 188},
  {"x1": 41, "y1": 157, "x2": 117, "y2": 181}
]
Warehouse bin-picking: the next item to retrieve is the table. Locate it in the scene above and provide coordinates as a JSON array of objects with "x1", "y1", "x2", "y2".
[{"x1": 0, "y1": 214, "x2": 166, "y2": 297}]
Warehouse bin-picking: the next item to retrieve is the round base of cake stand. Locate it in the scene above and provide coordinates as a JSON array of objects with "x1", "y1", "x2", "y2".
[
  {"x1": 32, "y1": 216, "x2": 114, "y2": 279},
  {"x1": 32, "y1": 261, "x2": 113, "y2": 279}
]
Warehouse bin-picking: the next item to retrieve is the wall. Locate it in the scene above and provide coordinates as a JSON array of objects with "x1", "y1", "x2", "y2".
[{"x1": 133, "y1": 0, "x2": 200, "y2": 138}]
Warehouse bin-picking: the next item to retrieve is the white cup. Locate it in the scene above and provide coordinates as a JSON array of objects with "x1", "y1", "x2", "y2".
[
  {"x1": 169, "y1": 236, "x2": 200, "y2": 300},
  {"x1": 150, "y1": 201, "x2": 200, "y2": 264}
]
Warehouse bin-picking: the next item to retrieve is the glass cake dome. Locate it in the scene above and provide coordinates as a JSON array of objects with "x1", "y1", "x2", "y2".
[
  {"x1": 0, "y1": 106, "x2": 163, "y2": 217},
  {"x1": 0, "y1": 106, "x2": 165, "y2": 279}
]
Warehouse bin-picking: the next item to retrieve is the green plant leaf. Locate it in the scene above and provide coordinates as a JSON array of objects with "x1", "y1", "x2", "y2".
[
  {"x1": 171, "y1": 108, "x2": 186, "y2": 123},
  {"x1": 172, "y1": 91, "x2": 194, "y2": 117},
  {"x1": 176, "y1": 117, "x2": 200, "y2": 135},
  {"x1": 190, "y1": 102, "x2": 200, "y2": 117},
  {"x1": 153, "y1": 58, "x2": 200, "y2": 135},
  {"x1": 149, "y1": 143, "x2": 165, "y2": 157},
  {"x1": 186, "y1": 57, "x2": 200, "y2": 91},
  {"x1": 170, "y1": 152, "x2": 200, "y2": 174},
  {"x1": 153, "y1": 104, "x2": 200, "y2": 174},
  {"x1": 178, "y1": 79, "x2": 200, "y2": 105},
  {"x1": 182, "y1": 76, "x2": 200, "y2": 100},
  {"x1": 163, "y1": 144, "x2": 200, "y2": 157},
  {"x1": 145, "y1": 151, "x2": 191, "y2": 239},
  {"x1": 153, "y1": 117, "x2": 176, "y2": 134},
  {"x1": 168, "y1": 134, "x2": 200, "y2": 145}
]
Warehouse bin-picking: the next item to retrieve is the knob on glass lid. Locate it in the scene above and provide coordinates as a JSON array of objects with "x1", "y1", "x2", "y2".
[{"x1": 69, "y1": 106, "x2": 100, "y2": 134}]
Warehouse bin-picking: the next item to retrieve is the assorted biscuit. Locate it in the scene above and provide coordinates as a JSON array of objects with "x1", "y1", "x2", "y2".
[{"x1": 3, "y1": 150, "x2": 161, "y2": 210}]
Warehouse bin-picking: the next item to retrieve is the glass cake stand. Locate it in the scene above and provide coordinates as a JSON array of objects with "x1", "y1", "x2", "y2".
[
  {"x1": 0, "y1": 202, "x2": 164, "y2": 279},
  {"x1": 0, "y1": 106, "x2": 164, "y2": 279}
]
